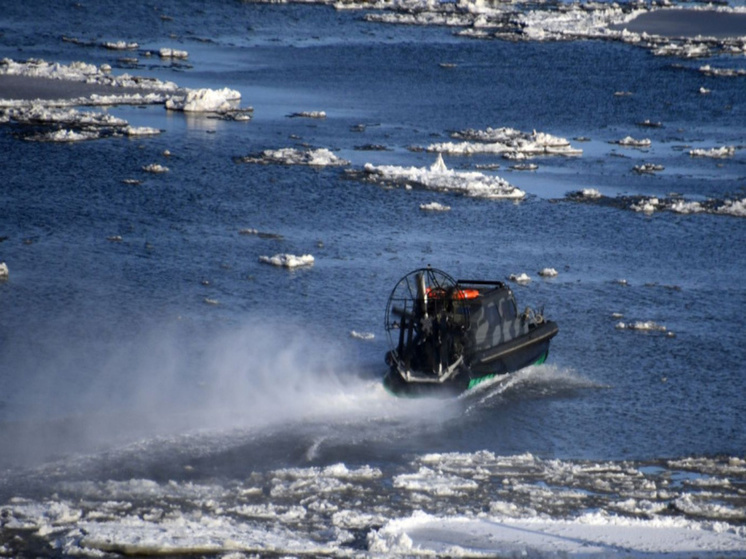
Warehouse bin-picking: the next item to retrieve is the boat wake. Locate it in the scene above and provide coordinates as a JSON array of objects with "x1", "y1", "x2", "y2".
[{"x1": 460, "y1": 363, "x2": 601, "y2": 414}]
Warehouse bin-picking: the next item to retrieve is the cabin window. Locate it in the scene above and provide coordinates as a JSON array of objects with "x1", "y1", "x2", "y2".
[
  {"x1": 498, "y1": 296, "x2": 517, "y2": 320},
  {"x1": 485, "y1": 303, "x2": 500, "y2": 326}
]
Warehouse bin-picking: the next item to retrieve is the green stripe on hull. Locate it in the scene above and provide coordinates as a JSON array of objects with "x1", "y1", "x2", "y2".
[{"x1": 467, "y1": 350, "x2": 550, "y2": 390}]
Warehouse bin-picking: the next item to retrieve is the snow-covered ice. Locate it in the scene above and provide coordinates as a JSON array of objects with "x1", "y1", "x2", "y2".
[
  {"x1": 614, "y1": 136, "x2": 652, "y2": 148},
  {"x1": 158, "y1": 47, "x2": 189, "y2": 59},
  {"x1": 615, "y1": 321, "x2": 668, "y2": 333},
  {"x1": 5, "y1": 451, "x2": 744, "y2": 557},
  {"x1": 634, "y1": 163, "x2": 664, "y2": 174},
  {"x1": 238, "y1": 148, "x2": 349, "y2": 167},
  {"x1": 350, "y1": 330, "x2": 375, "y2": 341},
  {"x1": 428, "y1": 127, "x2": 582, "y2": 158},
  {"x1": 368, "y1": 510, "x2": 746, "y2": 557},
  {"x1": 689, "y1": 146, "x2": 736, "y2": 158},
  {"x1": 509, "y1": 273, "x2": 531, "y2": 285},
  {"x1": 361, "y1": 154, "x2": 525, "y2": 199},
  {"x1": 165, "y1": 87, "x2": 241, "y2": 112},
  {"x1": 142, "y1": 163, "x2": 169, "y2": 174},
  {"x1": 288, "y1": 110, "x2": 327, "y2": 119},
  {"x1": 259, "y1": 254, "x2": 315, "y2": 268},
  {"x1": 419, "y1": 202, "x2": 451, "y2": 212}
]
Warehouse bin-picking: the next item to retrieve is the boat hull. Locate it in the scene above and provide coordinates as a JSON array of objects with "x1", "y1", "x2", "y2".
[{"x1": 383, "y1": 320, "x2": 558, "y2": 398}]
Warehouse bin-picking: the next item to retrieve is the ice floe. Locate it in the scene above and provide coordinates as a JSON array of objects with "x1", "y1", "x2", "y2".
[
  {"x1": 288, "y1": 110, "x2": 327, "y2": 119},
  {"x1": 574, "y1": 188, "x2": 602, "y2": 199},
  {"x1": 350, "y1": 330, "x2": 375, "y2": 341},
  {"x1": 142, "y1": 163, "x2": 169, "y2": 174},
  {"x1": 565, "y1": 190, "x2": 746, "y2": 219},
  {"x1": 237, "y1": 148, "x2": 349, "y2": 167},
  {"x1": 0, "y1": 262, "x2": 8, "y2": 280},
  {"x1": 158, "y1": 47, "x2": 189, "y2": 59},
  {"x1": 614, "y1": 136, "x2": 652, "y2": 148},
  {"x1": 359, "y1": 154, "x2": 524, "y2": 199},
  {"x1": 368, "y1": 510, "x2": 746, "y2": 556},
  {"x1": 0, "y1": 58, "x2": 179, "y2": 94},
  {"x1": 538, "y1": 267, "x2": 558, "y2": 278},
  {"x1": 427, "y1": 127, "x2": 582, "y2": 158},
  {"x1": 509, "y1": 272, "x2": 531, "y2": 285},
  {"x1": 0, "y1": 58, "x2": 251, "y2": 121},
  {"x1": 124, "y1": 125, "x2": 162, "y2": 136},
  {"x1": 631, "y1": 197, "x2": 661, "y2": 214},
  {"x1": 2, "y1": 452, "x2": 745, "y2": 557},
  {"x1": 356, "y1": 1, "x2": 746, "y2": 63},
  {"x1": 393, "y1": 467, "x2": 479, "y2": 497},
  {"x1": 615, "y1": 320, "x2": 666, "y2": 332},
  {"x1": 102, "y1": 41, "x2": 138, "y2": 51},
  {"x1": 165, "y1": 87, "x2": 241, "y2": 113},
  {"x1": 717, "y1": 198, "x2": 746, "y2": 217},
  {"x1": 699, "y1": 64, "x2": 746, "y2": 78},
  {"x1": 689, "y1": 146, "x2": 736, "y2": 158},
  {"x1": 32, "y1": 129, "x2": 100, "y2": 142},
  {"x1": 259, "y1": 254, "x2": 315, "y2": 268},
  {"x1": 510, "y1": 162, "x2": 538, "y2": 171},
  {"x1": 616, "y1": 321, "x2": 674, "y2": 337},
  {"x1": 419, "y1": 201, "x2": 451, "y2": 212},
  {"x1": 634, "y1": 162, "x2": 664, "y2": 174}
]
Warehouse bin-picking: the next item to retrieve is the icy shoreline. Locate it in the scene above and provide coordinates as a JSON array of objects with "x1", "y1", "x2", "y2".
[
  {"x1": 1, "y1": 450, "x2": 744, "y2": 557},
  {"x1": 242, "y1": 0, "x2": 746, "y2": 62}
]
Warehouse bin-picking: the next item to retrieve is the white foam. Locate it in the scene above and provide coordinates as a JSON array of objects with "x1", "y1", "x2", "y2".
[
  {"x1": 258, "y1": 254, "x2": 315, "y2": 268},
  {"x1": 0, "y1": 262, "x2": 8, "y2": 280},
  {"x1": 363, "y1": 154, "x2": 524, "y2": 199}
]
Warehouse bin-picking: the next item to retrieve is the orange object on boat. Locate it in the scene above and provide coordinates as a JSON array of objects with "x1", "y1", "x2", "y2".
[
  {"x1": 426, "y1": 287, "x2": 480, "y2": 300},
  {"x1": 454, "y1": 288, "x2": 480, "y2": 300}
]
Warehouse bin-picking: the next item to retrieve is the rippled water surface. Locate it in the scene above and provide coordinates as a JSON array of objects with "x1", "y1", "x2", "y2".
[{"x1": 0, "y1": 1, "x2": 745, "y2": 556}]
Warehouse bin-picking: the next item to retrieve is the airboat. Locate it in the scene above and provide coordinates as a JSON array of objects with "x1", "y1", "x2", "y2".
[{"x1": 384, "y1": 268, "x2": 558, "y2": 397}]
